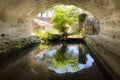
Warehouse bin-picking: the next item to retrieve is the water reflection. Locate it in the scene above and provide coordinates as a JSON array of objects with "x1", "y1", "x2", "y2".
[
  {"x1": 35, "y1": 43, "x2": 94, "y2": 74},
  {"x1": 78, "y1": 44, "x2": 87, "y2": 64}
]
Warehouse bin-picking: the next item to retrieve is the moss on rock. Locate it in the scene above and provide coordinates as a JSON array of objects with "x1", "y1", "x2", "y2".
[{"x1": 0, "y1": 35, "x2": 40, "y2": 57}]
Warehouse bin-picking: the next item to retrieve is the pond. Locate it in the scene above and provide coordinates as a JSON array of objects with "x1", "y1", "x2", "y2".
[
  {"x1": 35, "y1": 43, "x2": 94, "y2": 74},
  {"x1": 0, "y1": 42, "x2": 107, "y2": 80}
]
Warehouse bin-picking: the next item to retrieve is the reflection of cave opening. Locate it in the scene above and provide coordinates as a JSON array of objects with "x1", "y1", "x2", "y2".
[{"x1": 35, "y1": 43, "x2": 94, "y2": 74}]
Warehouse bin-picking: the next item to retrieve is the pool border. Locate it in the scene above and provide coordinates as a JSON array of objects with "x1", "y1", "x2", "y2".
[{"x1": 85, "y1": 40, "x2": 115, "y2": 80}]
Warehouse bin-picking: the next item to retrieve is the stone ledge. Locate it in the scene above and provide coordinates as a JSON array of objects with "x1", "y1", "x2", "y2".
[
  {"x1": 85, "y1": 35, "x2": 120, "y2": 80},
  {"x1": 0, "y1": 35, "x2": 40, "y2": 56}
]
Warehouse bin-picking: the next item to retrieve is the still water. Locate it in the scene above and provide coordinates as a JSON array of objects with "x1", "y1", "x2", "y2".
[
  {"x1": 35, "y1": 43, "x2": 94, "y2": 74},
  {"x1": 0, "y1": 42, "x2": 107, "y2": 80}
]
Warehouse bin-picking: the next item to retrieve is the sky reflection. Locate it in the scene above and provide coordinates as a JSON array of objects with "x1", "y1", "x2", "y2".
[{"x1": 35, "y1": 44, "x2": 94, "y2": 74}]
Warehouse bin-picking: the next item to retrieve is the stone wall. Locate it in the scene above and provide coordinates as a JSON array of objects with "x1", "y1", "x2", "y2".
[
  {"x1": 0, "y1": 35, "x2": 40, "y2": 55},
  {"x1": 0, "y1": 0, "x2": 120, "y2": 52}
]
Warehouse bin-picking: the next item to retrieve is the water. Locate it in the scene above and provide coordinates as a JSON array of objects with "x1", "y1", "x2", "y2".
[
  {"x1": 0, "y1": 42, "x2": 107, "y2": 80},
  {"x1": 35, "y1": 43, "x2": 94, "y2": 74}
]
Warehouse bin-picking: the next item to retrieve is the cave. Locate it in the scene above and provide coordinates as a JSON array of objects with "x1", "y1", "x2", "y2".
[{"x1": 0, "y1": 0, "x2": 120, "y2": 80}]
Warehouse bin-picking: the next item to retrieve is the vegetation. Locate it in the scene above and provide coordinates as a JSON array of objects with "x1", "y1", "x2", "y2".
[
  {"x1": 36, "y1": 44, "x2": 80, "y2": 72},
  {"x1": 79, "y1": 28, "x2": 88, "y2": 37},
  {"x1": 39, "y1": 44, "x2": 50, "y2": 50},
  {"x1": 51, "y1": 5, "x2": 80, "y2": 40},
  {"x1": 32, "y1": 5, "x2": 88, "y2": 41},
  {"x1": 33, "y1": 31, "x2": 48, "y2": 41},
  {"x1": 33, "y1": 29, "x2": 61, "y2": 41},
  {"x1": 70, "y1": 28, "x2": 80, "y2": 35},
  {"x1": 51, "y1": 44, "x2": 79, "y2": 69}
]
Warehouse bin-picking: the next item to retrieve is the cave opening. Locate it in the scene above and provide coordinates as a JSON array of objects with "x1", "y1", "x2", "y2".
[{"x1": 31, "y1": 4, "x2": 100, "y2": 42}]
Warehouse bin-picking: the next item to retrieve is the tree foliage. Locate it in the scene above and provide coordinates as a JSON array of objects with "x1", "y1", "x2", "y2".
[{"x1": 51, "y1": 5, "x2": 80, "y2": 39}]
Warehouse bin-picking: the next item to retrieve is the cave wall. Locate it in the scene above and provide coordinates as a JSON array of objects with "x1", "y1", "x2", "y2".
[
  {"x1": 0, "y1": 0, "x2": 120, "y2": 50},
  {"x1": 0, "y1": 20, "x2": 32, "y2": 38},
  {"x1": 0, "y1": 0, "x2": 120, "y2": 40},
  {"x1": 0, "y1": 0, "x2": 120, "y2": 78},
  {"x1": 100, "y1": 12, "x2": 120, "y2": 39}
]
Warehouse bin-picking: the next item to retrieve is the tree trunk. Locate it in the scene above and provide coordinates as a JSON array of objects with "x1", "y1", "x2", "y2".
[
  {"x1": 61, "y1": 26, "x2": 68, "y2": 40},
  {"x1": 41, "y1": 12, "x2": 43, "y2": 17}
]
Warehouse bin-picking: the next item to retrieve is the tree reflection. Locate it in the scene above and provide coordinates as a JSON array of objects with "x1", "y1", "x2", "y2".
[
  {"x1": 51, "y1": 44, "x2": 79, "y2": 72},
  {"x1": 35, "y1": 43, "x2": 92, "y2": 73},
  {"x1": 78, "y1": 44, "x2": 87, "y2": 64}
]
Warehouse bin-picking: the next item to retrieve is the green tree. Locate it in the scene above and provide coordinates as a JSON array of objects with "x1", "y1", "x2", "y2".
[{"x1": 51, "y1": 5, "x2": 80, "y2": 40}]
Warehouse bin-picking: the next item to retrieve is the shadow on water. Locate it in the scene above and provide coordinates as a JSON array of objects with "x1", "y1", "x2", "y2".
[
  {"x1": 0, "y1": 43, "x2": 39, "y2": 70},
  {"x1": 0, "y1": 41, "x2": 107, "y2": 80}
]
